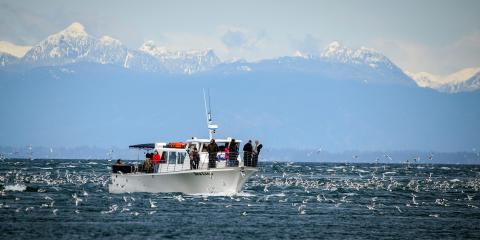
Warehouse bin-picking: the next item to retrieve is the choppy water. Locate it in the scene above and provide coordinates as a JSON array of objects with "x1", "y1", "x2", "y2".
[{"x1": 1, "y1": 159, "x2": 479, "y2": 239}]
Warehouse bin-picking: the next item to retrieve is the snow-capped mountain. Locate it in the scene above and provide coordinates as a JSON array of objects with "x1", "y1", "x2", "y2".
[
  {"x1": 17, "y1": 22, "x2": 217, "y2": 73},
  {"x1": 87, "y1": 36, "x2": 127, "y2": 65},
  {"x1": 320, "y1": 41, "x2": 396, "y2": 70},
  {"x1": 0, "y1": 22, "x2": 478, "y2": 92},
  {"x1": 213, "y1": 41, "x2": 414, "y2": 86},
  {"x1": 408, "y1": 67, "x2": 480, "y2": 92},
  {"x1": 458, "y1": 71, "x2": 480, "y2": 92},
  {"x1": 139, "y1": 41, "x2": 220, "y2": 74},
  {"x1": 23, "y1": 23, "x2": 96, "y2": 65}
]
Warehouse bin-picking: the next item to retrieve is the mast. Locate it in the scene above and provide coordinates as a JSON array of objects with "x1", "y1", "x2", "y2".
[{"x1": 203, "y1": 89, "x2": 218, "y2": 139}]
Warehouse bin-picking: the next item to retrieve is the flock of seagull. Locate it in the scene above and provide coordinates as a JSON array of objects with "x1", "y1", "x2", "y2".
[{"x1": 0, "y1": 160, "x2": 479, "y2": 218}]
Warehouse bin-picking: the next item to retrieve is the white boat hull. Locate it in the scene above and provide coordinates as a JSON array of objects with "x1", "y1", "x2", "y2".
[{"x1": 108, "y1": 167, "x2": 256, "y2": 194}]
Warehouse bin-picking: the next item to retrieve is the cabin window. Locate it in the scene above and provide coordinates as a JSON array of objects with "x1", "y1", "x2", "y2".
[
  {"x1": 168, "y1": 152, "x2": 177, "y2": 164},
  {"x1": 177, "y1": 152, "x2": 186, "y2": 164},
  {"x1": 187, "y1": 143, "x2": 198, "y2": 149},
  {"x1": 218, "y1": 145, "x2": 226, "y2": 152},
  {"x1": 160, "y1": 152, "x2": 166, "y2": 163}
]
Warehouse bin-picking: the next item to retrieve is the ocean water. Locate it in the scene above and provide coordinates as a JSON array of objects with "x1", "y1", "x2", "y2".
[{"x1": 0, "y1": 159, "x2": 479, "y2": 239}]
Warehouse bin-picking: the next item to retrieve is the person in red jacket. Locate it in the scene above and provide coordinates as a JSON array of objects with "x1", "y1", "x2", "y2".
[{"x1": 152, "y1": 150, "x2": 161, "y2": 172}]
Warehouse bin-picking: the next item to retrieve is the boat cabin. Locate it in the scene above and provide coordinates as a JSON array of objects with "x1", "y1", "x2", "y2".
[{"x1": 128, "y1": 137, "x2": 243, "y2": 173}]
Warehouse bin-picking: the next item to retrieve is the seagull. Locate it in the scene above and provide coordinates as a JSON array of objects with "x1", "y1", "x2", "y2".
[
  {"x1": 149, "y1": 199, "x2": 157, "y2": 208},
  {"x1": 467, "y1": 195, "x2": 473, "y2": 201},
  {"x1": 298, "y1": 204, "x2": 306, "y2": 214},
  {"x1": 72, "y1": 193, "x2": 82, "y2": 206},
  {"x1": 411, "y1": 194, "x2": 418, "y2": 205},
  {"x1": 367, "y1": 203, "x2": 375, "y2": 210},
  {"x1": 395, "y1": 206, "x2": 402, "y2": 213}
]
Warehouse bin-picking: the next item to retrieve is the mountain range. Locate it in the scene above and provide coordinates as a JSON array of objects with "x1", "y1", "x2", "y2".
[
  {"x1": 0, "y1": 22, "x2": 478, "y2": 92},
  {"x1": 1, "y1": 22, "x2": 479, "y2": 152}
]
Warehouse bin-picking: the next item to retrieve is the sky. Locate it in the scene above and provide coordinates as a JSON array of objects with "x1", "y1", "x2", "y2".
[{"x1": 1, "y1": 0, "x2": 479, "y2": 75}]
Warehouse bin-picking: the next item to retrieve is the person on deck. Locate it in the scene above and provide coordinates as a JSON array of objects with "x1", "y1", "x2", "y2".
[
  {"x1": 252, "y1": 140, "x2": 263, "y2": 167},
  {"x1": 152, "y1": 150, "x2": 161, "y2": 172},
  {"x1": 243, "y1": 140, "x2": 253, "y2": 167},
  {"x1": 144, "y1": 152, "x2": 153, "y2": 173},
  {"x1": 188, "y1": 145, "x2": 195, "y2": 169},
  {"x1": 192, "y1": 147, "x2": 200, "y2": 169},
  {"x1": 224, "y1": 143, "x2": 230, "y2": 160},
  {"x1": 228, "y1": 139, "x2": 239, "y2": 166},
  {"x1": 206, "y1": 139, "x2": 218, "y2": 169}
]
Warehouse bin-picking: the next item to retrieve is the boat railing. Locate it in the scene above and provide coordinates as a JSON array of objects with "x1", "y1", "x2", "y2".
[{"x1": 122, "y1": 151, "x2": 259, "y2": 174}]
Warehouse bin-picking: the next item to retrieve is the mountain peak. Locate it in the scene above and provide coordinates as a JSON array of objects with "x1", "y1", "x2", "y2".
[
  {"x1": 64, "y1": 22, "x2": 87, "y2": 34},
  {"x1": 99, "y1": 36, "x2": 122, "y2": 46},
  {"x1": 408, "y1": 67, "x2": 480, "y2": 92},
  {"x1": 322, "y1": 41, "x2": 345, "y2": 57},
  {"x1": 327, "y1": 41, "x2": 342, "y2": 49},
  {"x1": 139, "y1": 40, "x2": 168, "y2": 55},
  {"x1": 293, "y1": 50, "x2": 312, "y2": 59},
  {"x1": 22, "y1": 22, "x2": 94, "y2": 64},
  {"x1": 42, "y1": 22, "x2": 89, "y2": 44}
]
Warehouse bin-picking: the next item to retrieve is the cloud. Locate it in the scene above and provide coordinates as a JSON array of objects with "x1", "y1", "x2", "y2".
[
  {"x1": 371, "y1": 31, "x2": 480, "y2": 74},
  {"x1": 290, "y1": 34, "x2": 323, "y2": 56},
  {"x1": 219, "y1": 26, "x2": 264, "y2": 50},
  {"x1": 221, "y1": 29, "x2": 249, "y2": 49},
  {"x1": 139, "y1": 26, "x2": 279, "y2": 61},
  {"x1": 150, "y1": 32, "x2": 225, "y2": 52},
  {"x1": 0, "y1": 2, "x2": 59, "y2": 45}
]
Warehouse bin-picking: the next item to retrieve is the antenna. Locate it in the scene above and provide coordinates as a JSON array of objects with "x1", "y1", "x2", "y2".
[
  {"x1": 203, "y1": 88, "x2": 218, "y2": 139},
  {"x1": 203, "y1": 89, "x2": 210, "y2": 122},
  {"x1": 208, "y1": 89, "x2": 212, "y2": 116}
]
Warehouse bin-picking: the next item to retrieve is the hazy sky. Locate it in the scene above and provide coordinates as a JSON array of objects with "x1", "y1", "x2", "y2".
[{"x1": 1, "y1": 0, "x2": 479, "y2": 74}]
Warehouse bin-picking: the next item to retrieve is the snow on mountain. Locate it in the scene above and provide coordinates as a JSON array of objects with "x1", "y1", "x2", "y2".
[
  {"x1": 408, "y1": 67, "x2": 480, "y2": 92},
  {"x1": 1, "y1": 22, "x2": 478, "y2": 92},
  {"x1": 292, "y1": 50, "x2": 313, "y2": 59},
  {"x1": 320, "y1": 41, "x2": 395, "y2": 69},
  {"x1": 0, "y1": 41, "x2": 32, "y2": 58},
  {"x1": 139, "y1": 41, "x2": 220, "y2": 74},
  {"x1": 458, "y1": 72, "x2": 480, "y2": 92},
  {"x1": 122, "y1": 50, "x2": 166, "y2": 72},
  {"x1": 22, "y1": 22, "x2": 96, "y2": 65},
  {"x1": 87, "y1": 35, "x2": 128, "y2": 65},
  {"x1": 17, "y1": 23, "x2": 218, "y2": 73},
  {"x1": 406, "y1": 71, "x2": 440, "y2": 88}
]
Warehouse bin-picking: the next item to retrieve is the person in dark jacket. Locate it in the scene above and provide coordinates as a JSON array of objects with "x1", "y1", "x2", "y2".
[
  {"x1": 206, "y1": 139, "x2": 218, "y2": 169},
  {"x1": 252, "y1": 140, "x2": 263, "y2": 167},
  {"x1": 243, "y1": 140, "x2": 253, "y2": 167},
  {"x1": 228, "y1": 139, "x2": 239, "y2": 166},
  {"x1": 191, "y1": 147, "x2": 200, "y2": 169},
  {"x1": 144, "y1": 152, "x2": 153, "y2": 173}
]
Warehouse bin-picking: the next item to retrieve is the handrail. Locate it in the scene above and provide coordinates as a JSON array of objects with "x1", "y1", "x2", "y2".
[{"x1": 128, "y1": 151, "x2": 260, "y2": 174}]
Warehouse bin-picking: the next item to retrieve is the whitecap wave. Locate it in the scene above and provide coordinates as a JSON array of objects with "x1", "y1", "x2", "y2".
[
  {"x1": 4, "y1": 183, "x2": 27, "y2": 192},
  {"x1": 190, "y1": 191, "x2": 256, "y2": 197}
]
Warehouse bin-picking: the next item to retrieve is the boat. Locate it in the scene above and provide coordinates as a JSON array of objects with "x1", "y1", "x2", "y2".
[{"x1": 108, "y1": 91, "x2": 258, "y2": 194}]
